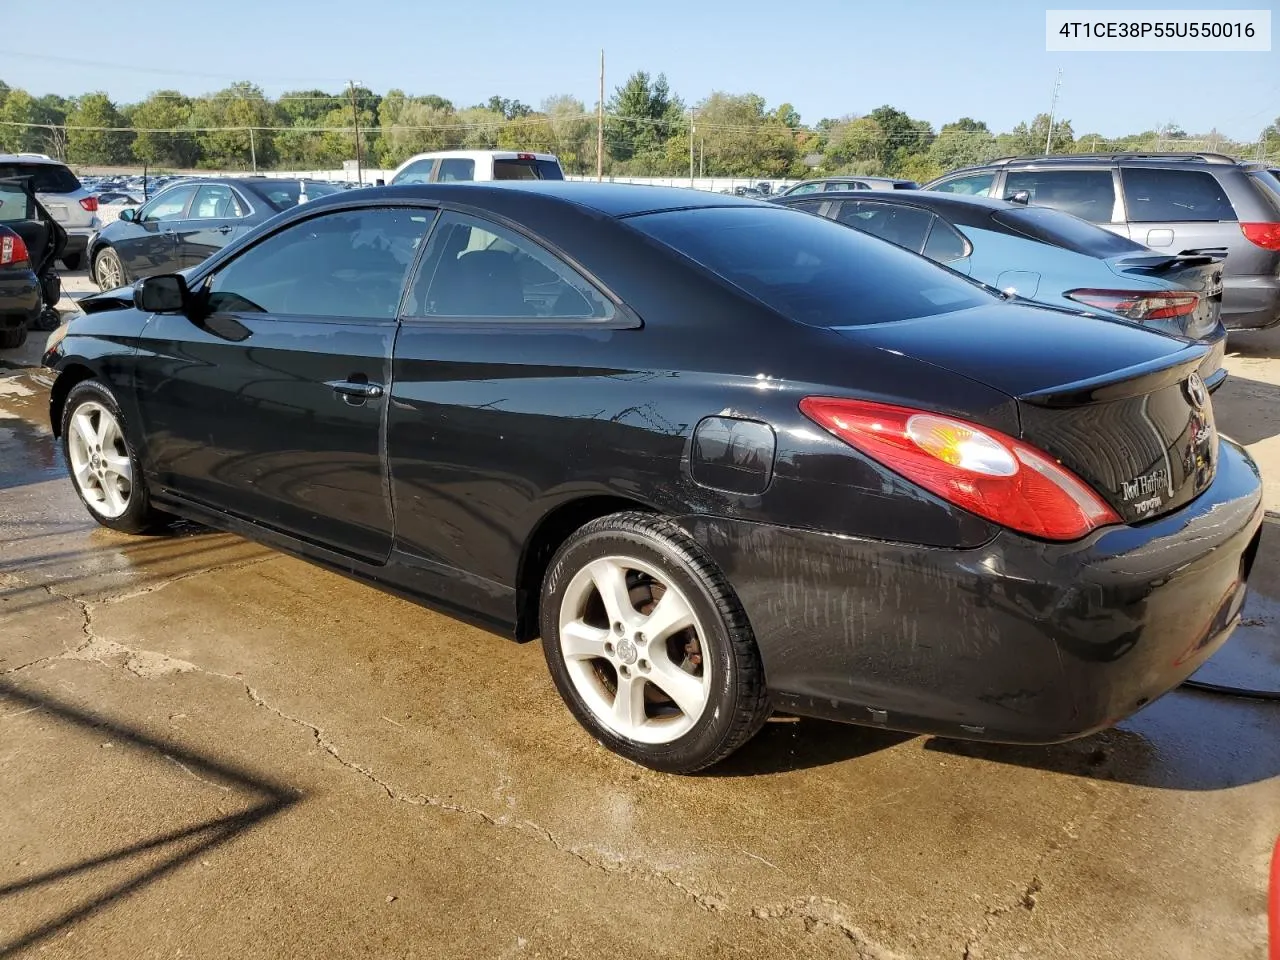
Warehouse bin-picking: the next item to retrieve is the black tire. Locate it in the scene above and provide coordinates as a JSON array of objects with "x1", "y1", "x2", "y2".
[
  {"x1": 0, "y1": 325, "x2": 27, "y2": 350},
  {"x1": 61, "y1": 380, "x2": 171, "y2": 535},
  {"x1": 93, "y1": 247, "x2": 124, "y2": 290},
  {"x1": 33, "y1": 307, "x2": 61, "y2": 333},
  {"x1": 61, "y1": 253, "x2": 82, "y2": 271},
  {"x1": 540, "y1": 511, "x2": 770, "y2": 773}
]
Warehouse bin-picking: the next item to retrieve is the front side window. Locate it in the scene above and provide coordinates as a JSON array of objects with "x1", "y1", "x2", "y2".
[
  {"x1": 139, "y1": 185, "x2": 196, "y2": 223},
  {"x1": 436, "y1": 158, "x2": 476, "y2": 182},
  {"x1": 629, "y1": 206, "x2": 991, "y2": 328},
  {"x1": 1120, "y1": 168, "x2": 1237, "y2": 222},
  {"x1": 930, "y1": 172, "x2": 994, "y2": 197},
  {"x1": 205, "y1": 206, "x2": 431, "y2": 319},
  {"x1": 835, "y1": 201, "x2": 932, "y2": 253},
  {"x1": 410, "y1": 212, "x2": 613, "y2": 320},
  {"x1": 1004, "y1": 169, "x2": 1117, "y2": 223},
  {"x1": 393, "y1": 158, "x2": 437, "y2": 185},
  {"x1": 191, "y1": 184, "x2": 246, "y2": 219},
  {"x1": 784, "y1": 182, "x2": 822, "y2": 196}
]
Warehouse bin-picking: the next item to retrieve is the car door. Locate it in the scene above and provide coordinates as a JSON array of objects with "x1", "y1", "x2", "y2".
[
  {"x1": 131, "y1": 203, "x2": 434, "y2": 561},
  {"x1": 175, "y1": 183, "x2": 252, "y2": 267},
  {"x1": 123, "y1": 184, "x2": 195, "y2": 277},
  {"x1": 1118, "y1": 167, "x2": 1238, "y2": 251}
]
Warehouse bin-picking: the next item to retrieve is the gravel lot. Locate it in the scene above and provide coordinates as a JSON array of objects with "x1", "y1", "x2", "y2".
[{"x1": 1, "y1": 272, "x2": 1277, "y2": 959}]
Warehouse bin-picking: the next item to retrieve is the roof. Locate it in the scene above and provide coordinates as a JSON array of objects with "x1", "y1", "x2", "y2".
[
  {"x1": 773, "y1": 188, "x2": 1033, "y2": 231},
  {"x1": 0, "y1": 153, "x2": 66, "y2": 166},
  {"x1": 393, "y1": 149, "x2": 560, "y2": 165},
  {"x1": 360, "y1": 180, "x2": 768, "y2": 218}
]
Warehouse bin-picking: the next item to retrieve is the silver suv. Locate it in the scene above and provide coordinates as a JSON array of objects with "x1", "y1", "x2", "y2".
[
  {"x1": 0, "y1": 153, "x2": 100, "y2": 271},
  {"x1": 924, "y1": 153, "x2": 1280, "y2": 330}
]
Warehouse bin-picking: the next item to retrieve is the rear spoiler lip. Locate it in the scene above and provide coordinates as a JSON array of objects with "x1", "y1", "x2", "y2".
[
  {"x1": 1018, "y1": 345, "x2": 1209, "y2": 408},
  {"x1": 1109, "y1": 247, "x2": 1228, "y2": 272}
]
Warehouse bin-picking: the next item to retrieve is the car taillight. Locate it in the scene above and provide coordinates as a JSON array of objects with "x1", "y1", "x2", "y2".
[
  {"x1": 79, "y1": 196, "x2": 99, "y2": 212},
  {"x1": 1241, "y1": 222, "x2": 1280, "y2": 251},
  {"x1": 0, "y1": 232, "x2": 29, "y2": 267},
  {"x1": 799, "y1": 397, "x2": 1120, "y2": 541},
  {"x1": 1064, "y1": 288, "x2": 1199, "y2": 322},
  {"x1": 517, "y1": 153, "x2": 535, "y2": 160}
]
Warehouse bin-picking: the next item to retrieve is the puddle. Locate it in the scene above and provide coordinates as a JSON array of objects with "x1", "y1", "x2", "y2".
[
  {"x1": 0, "y1": 372, "x2": 62, "y2": 490},
  {"x1": 1188, "y1": 590, "x2": 1280, "y2": 696}
]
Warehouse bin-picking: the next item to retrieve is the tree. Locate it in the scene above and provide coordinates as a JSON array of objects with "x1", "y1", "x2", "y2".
[
  {"x1": 606, "y1": 71, "x2": 682, "y2": 165},
  {"x1": 129, "y1": 91, "x2": 199, "y2": 168},
  {"x1": 485, "y1": 96, "x2": 532, "y2": 120},
  {"x1": 692, "y1": 92, "x2": 798, "y2": 177},
  {"x1": 824, "y1": 116, "x2": 887, "y2": 171},
  {"x1": 376, "y1": 92, "x2": 458, "y2": 166},
  {"x1": 189, "y1": 82, "x2": 280, "y2": 169},
  {"x1": 540, "y1": 95, "x2": 592, "y2": 173},
  {"x1": 66, "y1": 93, "x2": 131, "y2": 165},
  {"x1": 997, "y1": 113, "x2": 1074, "y2": 156},
  {"x1": 927, "y1": 117, "x2": 996, "y2": 175}
]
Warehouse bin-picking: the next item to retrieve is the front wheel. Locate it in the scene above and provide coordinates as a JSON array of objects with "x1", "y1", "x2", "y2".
[
  {"x1": 61, "y1": 380, "x2": 170, "y2": 534},
  {"x1": 540, "y1": 512, "x2": 770, "y2": 773},
  {"x1": 93, "y1": 248, "x2": 124, "y2": 290}
]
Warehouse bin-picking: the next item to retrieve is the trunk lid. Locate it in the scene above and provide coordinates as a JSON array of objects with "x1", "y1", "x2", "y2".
[
  {"x1": 1104, "y1": 249, "x2": 1225, "y2": 340},
  {"x1": 833, "y1": 302, "x2": 1218, "y2": 525}
]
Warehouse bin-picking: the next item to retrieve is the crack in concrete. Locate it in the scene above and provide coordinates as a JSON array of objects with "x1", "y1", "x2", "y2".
[
  {"x1": 751, "y1": 897, "x2": 904, "y2": 959},
  {"x1": 98, "y1": 555, "x2": 275, "y2": 605}
]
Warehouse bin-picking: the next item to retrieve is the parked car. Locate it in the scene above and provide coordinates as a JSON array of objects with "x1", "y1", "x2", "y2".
[
  {"x1": 384, "y1": 150, "x2": 565, "y2": 187},
  {"x1": 44, "y1": 182, "x2": 1262, "y2": 772},
  {"x1": 0, "y1": 153, "x2": 99, "y2": 271},
  {"x1": 774, "y1": 176, "x2": 918, "y2": 199},
  {"x1": 88, "y1": 177, "x2": 346, "y2": 288},
  {"x1": 95, "y1": 192, "x2": 141, "y2": 206},
  {"x1": 923, "y1": 153, "x2": 1280, "y2": 330},
  {"x1": 773, "y1": 190, "x2": 1229, "y2": 391},
  {"x1": 0, "y1": 177, "x2": 66, "y2": 348}
]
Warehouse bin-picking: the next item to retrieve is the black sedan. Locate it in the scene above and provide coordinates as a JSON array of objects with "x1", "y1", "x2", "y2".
[
  {"x1": 44, "y1": 183, "x2": 1262, "y2": 772},
  {"x1": 88, "y1": 177, "x2": 345, "y2": 289}
]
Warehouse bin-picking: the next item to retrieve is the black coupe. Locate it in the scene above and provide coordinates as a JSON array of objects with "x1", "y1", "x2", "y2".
[{"x1": 44, "y1": 183, "x2": 1262, "y2": 772}]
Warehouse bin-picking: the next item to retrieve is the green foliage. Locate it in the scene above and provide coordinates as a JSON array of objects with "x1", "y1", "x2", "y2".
[
  {"x1": 606, "y1": 71, "x2": 682, "y2": 167},
  {"x1": 66, "y1": 93, "x2": 131, "y2": 165},
  {"x1": 130, "y1": 92, "x2": 199, "y2": 167}
]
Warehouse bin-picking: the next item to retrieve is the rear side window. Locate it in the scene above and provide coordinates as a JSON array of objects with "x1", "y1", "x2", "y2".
[
  {"x1": 493, "y1": 158, "x2": 564, "y2": 181},
  {"x1": 1004, "y1": 170, "x2": 1116, "y2": 223},
  {"x1": 0, "y1": 182, "x2": 33, "y2": 222},
  {"x1": 835, "y1": 200, "x2": 932, "y2": 253},
  {"x1": 1248, "y1": 170, "x2": 1280, "y2": 216},
  {"x1": 922, "y1": 219, "x2": 970, "y2": 262},
  {"x1": 0, "y1": 162, "x2": 80, "y2": 193},
  {"x1": 1121, "y1": 168, "x2": 1237, "y2": 222},
  {"x1": 628, "y1": 206, "x2": 991, "y2": 327},
  {"x1": 823, "y1": 181, "x2": 866, "y2": 192},
  {"x1": 437, "y1": 158, "x2": 476, "y2": 182},
  {"x1": 992, "y1": 206, "x2": 1147, "y2": 257}
]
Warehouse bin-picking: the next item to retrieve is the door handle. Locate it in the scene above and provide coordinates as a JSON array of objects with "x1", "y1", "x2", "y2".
[
  {"x1": 328, "y1": 379, "x2": 384, "y2": 400},
  {"x1": 216, "y1": 225, "x2": 233, "y2": 234}
]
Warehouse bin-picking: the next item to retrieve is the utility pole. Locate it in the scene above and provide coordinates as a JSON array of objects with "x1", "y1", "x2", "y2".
[
  {"x1": 349, "y1": 80, "x2": 364, "y2": 185},
  {"x1": 248, "y1": 127, "x2": 257, "y2": 172},
  {"x1": 1044, "y1": 67, "x2": 1062, "y2": 155},
  {"x1": 689, "y1": 108, "x2": 696, "y2": 186},
  {"x1": 597, "y1": 50, "x2": 605, "y2": 182},
  {"x1": 699, "y1": 138, "x2": 704, "y2": 177}
]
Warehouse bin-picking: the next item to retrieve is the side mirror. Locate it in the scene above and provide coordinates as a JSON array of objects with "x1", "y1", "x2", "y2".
[
  {"x1": 136, "y1": 274, "x2": 189, "y2": 314},
  {"x1": 1005, "y1": 190, "x2": 1031, "y2": 205},
  {"x1": 118, "y1": 207, "x2": 136, "y2": 222}
]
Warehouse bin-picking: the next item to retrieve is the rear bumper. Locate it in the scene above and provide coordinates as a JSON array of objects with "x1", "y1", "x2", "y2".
[
  {"x1": 682, "y1": 436, "x2": 1264, "y2": 743},
  {"x1": 0, "y1": 270, "x2": 41, "y2": 328},
  {"x1": 1222, "y1": 274, "x2": 1280, "y2": 330}
]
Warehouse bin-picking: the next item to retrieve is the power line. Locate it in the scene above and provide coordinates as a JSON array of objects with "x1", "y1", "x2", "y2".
[{"x1": 0, "y1": 49, "x2": 348, "y2": 84}]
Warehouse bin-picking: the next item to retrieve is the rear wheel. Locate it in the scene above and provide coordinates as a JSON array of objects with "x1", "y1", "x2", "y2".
[
  {"x1": 61, "y1": 380, "x2": 169, "y2": 534},
  {"x1": 0, "y1": 325, "x2": 27, "y2": 350},
  {"x1": 93, "y1": 248, "x2": 124, "y2": 290},
  {"x1": 540, "y1": 512, "x2": 770, "y2": 773}
]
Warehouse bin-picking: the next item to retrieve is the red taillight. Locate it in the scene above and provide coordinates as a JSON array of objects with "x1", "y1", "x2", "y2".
[
  {"x1": 1241, "y1": 222, "x2": 1280, "y2": 251},
  {"x1": 1065, "y1": 288, "x2": 1199, "y2": 322},
  {"x1": 517, "y1": 153, "x2": 535, "y2": 160},
  {"x1": 799, "y1": 397, "x2": 1121, "y2": 541},
  {"x1": 0, "y1": 232, "x2": 29, "y2": 267},
  {"x1": 79, "y1": 196, "x2": 99, "y2": 212}
]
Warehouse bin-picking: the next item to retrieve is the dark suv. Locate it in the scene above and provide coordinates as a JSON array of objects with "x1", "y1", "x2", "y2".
[{"x1": 924, "y1": 153, "x2": 1280, "y2": 330}]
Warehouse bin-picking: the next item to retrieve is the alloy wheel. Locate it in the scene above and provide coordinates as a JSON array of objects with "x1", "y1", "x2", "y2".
[
  {"x1": 96, "y1": 252, "x2": 122, "y2": 289},
  {"x1": 67, "y1": 400, "x2": 132, "y2": 519},
  {"x1": 557, "y1": 555, "x2": 711, "y2": 744}
]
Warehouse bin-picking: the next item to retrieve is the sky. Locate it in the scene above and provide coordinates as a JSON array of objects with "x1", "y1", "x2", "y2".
[{"x1": 2, "y1": 0, "x2": 1277, "y2": 140}]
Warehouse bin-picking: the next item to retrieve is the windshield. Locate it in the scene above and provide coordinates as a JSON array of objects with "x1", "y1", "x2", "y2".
[
  {"x1": 992, "y1": 206, "x2": 1147, "y2": 258},
  {"x1": 256, "y1": 181, "x2": 345, "y2": 211},
  {"x1": 493, "y1": 159, "x2": 564, "y2": 181},
  {"x1": 628, "y1": 206, "x2": 993, "y2": 327},
  {"x1": 0, "y1": 162, "x2": 80, "y2": 194}
]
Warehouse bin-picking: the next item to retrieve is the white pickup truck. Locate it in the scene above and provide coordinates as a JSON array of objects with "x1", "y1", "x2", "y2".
[{"x1": 383, "y1": 150, "x2": 565, "y2": 186}]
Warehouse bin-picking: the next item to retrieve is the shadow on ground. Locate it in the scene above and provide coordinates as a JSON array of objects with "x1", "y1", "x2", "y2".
[{"x1": 0, "y1": 682, "x2": 300, "y2": 957}]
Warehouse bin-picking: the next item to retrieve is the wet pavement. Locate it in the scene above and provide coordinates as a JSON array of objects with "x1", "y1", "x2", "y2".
[{"x1": 2, "y1": 279, "x2": 1278, "y2": 959}]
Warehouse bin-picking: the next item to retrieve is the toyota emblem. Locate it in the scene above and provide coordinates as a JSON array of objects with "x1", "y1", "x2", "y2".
[{"x1": 1184, "y1": 373, "x2": 1207, "y2": 410}]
